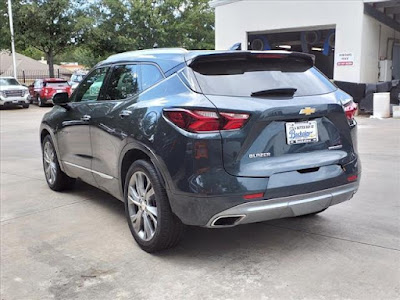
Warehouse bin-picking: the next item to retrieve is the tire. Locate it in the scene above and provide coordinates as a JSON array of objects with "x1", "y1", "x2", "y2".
[
  {"x1": 124, "y1": 159, "x2": 184, "y2": 253},
  {"x1": 297, "y1": 208, "x2": 328, "y2": 217},
  {"x1": 38, "y1": 95, "x2": 45, "y2": 107},
  {"x1": 22, "y1": 103, "x2": 29, "y2": 108},
  {"x1": 42, "y1": 135, "x2": 75, "y2": 191}
]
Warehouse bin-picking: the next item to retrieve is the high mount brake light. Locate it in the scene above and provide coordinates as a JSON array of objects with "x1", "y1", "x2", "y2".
[
  {"x1": 254, "y1": 54, "x2": 285, "y2": 59},
  {"x1": 343, "y1": 100, "x2": 358, "y2": 120},
  {"x1": 164, "y1": 109, "x2": 250, "y2": 133}
]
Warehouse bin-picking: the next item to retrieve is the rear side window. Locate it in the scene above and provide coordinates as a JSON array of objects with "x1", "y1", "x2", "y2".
[
  {"x1": 189, "y1": 56, "x2": 336, "y2": 97},
  {"x1": 141, "y1": 64, "x2": 163, "y2": 91}
]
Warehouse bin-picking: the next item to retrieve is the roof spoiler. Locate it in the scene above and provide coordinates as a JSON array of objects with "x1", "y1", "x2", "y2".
[
  {"x1": 187, "y1": 51, "x2": 315, "y2": 68},
  {"x1": 229, "y1": 43, "x2": 242, "y2": 50}
]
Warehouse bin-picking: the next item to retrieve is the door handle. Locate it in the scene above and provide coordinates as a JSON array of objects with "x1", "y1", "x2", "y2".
[
  {"x1": 119, "y1": 110, "x2": 132, "y2": 118},
  {"x1": 81, "y1": 115, "x2": 91, "y2": 122}
]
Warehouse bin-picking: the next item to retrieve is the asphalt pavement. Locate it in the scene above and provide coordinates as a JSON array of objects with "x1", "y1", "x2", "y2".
[{"x1": 1, "y1": 105, "x2": 399, "y2": 300}]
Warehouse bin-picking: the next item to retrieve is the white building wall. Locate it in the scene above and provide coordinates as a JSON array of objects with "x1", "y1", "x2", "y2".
[
  {"x1": 360, "y1": 14, "x2": 400, "y2": 83},
  {"x1": 212, "y1": 0, "x2": 384, "y2": 83}
]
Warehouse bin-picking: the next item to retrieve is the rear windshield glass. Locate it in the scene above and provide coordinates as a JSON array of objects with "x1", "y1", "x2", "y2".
[
  {"x1": 45, "y1": 81, "x2": 69, "y2": 87},
  {"x1": 188, "y1": 56, "x2": 336, "y2": 97}
]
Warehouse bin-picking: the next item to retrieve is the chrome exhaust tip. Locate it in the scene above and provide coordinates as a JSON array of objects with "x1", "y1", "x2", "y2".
[{"x1": 210, "y1": 215, "x2": 246, "y2": 228}]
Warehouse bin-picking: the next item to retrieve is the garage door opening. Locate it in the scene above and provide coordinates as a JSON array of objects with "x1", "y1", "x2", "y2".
[{"x1": 248, "y1": 28, "x2": 336, "y2": 79}]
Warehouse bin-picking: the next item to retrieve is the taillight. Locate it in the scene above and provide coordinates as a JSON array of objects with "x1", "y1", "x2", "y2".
[
  {"x1": 163, "y1": 109, "x2": 250, "y2": 133},
  {"x1": 343, "y1": 100, "x2": 358, "y2": 120},
  {"x1": 219, "y1": 112, "x2": 250, "y2": 130}
]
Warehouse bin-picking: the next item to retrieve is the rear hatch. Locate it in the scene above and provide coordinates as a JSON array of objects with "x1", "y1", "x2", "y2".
[{"x1": 186, "y1": 52, "x2": 355, "y2": 177}]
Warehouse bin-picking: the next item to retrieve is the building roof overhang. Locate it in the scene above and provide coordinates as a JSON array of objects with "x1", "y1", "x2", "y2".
[{"x1": 364, "y1": 1, "x2": 400, "y2": 31}]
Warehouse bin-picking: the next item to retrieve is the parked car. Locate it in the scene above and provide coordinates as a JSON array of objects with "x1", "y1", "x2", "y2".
[
  {"x1": 69, "y1": 70, "x2": 88, "y2": 92},
  {"x1": 40, "y1": 49, "x2": 360, "y2": 252},
  {"x1": 29, "y1": 78, "x2": 72, "y2": 107},
  {"x1": 0, "y1": 77, "x2": 30, "y2": 108}
]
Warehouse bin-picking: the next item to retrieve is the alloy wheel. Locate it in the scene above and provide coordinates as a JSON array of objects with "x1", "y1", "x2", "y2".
[
  {"x1": 43, "y1": 141, "x2": 57, "y2": 184},
  {"x1": 127, "y1": 171, "x2": 158, "y2": 241}
]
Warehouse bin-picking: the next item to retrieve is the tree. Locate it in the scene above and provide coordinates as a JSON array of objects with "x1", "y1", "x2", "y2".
[
  {"x1": 0, "y1": 1, "x2": 11, "y2": 50},
  {"x1": 3, "y1": 0, "x2": 214, "y2": 70},
  {"x1": 84, "y1": 0, "x2": 214, "y2": 59},
  {"x1": 14, "y1": 0, "x2": 82, "y2": 77},
  {"x1": 0, "y1": 1, "x2": 25, "y2": 51}
]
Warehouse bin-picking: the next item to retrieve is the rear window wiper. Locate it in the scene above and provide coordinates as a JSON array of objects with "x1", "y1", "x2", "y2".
[{"x1": 251, "y1": 88, "x2": 297, "y2": 97}]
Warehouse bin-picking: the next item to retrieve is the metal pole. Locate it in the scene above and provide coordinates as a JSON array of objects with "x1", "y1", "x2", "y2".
[{"x1": 7, "y1": 0, "x2": 17, "y2": 78}]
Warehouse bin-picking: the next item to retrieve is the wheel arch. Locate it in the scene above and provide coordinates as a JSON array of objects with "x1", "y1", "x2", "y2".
[
  {"x1": 40, "y1": 128, "x2": 51, "y2": 144},
  {"x1": 40, "y1": 124, "x2": 66, "y2": 172},
  {"x1": 119, "y1": 143, "x2": 170, "y2": 201}
]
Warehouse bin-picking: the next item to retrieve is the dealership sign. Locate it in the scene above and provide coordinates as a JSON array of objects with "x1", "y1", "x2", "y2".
[{"x1": 336, "y1": 52, "x2": 354, "y2": 66}]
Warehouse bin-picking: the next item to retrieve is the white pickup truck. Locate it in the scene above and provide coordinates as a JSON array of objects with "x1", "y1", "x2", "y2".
[{"x1": 0, "y1": 77, "x2": 30, "y2": 108}]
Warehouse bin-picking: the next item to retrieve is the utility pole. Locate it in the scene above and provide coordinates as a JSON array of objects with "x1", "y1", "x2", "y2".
[{"x1": 7, "y1": 0, "x2": 17, "y2": 78}]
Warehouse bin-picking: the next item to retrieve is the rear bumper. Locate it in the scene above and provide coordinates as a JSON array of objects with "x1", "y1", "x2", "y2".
[
  {"x1": 206, "y1": 182, "x2": 358, "y2": 227},
  {"x1": 167, "y1": 156, "x2": 360, "y2": 226}
]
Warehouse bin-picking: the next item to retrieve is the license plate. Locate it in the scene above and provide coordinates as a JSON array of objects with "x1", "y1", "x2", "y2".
[
  {"x1": 12, "y1": 100, "x2": 18, "y2": 103},
  {"x1": 56, "y1": 90, "x2": 63, "y2": 93},
  {"x1": 285, "y1": 121, "x2": 318, "y2": 145}
]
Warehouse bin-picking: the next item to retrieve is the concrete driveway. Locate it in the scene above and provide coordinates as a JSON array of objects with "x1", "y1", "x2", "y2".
[{"x1": 1, "y1": 106, "x2": 399, "y2": 300}]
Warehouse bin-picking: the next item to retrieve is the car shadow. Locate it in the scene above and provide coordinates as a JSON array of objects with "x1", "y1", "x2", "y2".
[
  {"x1": 70, "y1": 180, "x2": 323, "y2": 258},
  {"x1": 69, "y1": 180, "x2": 125, "y2": 214},
  {"x1": 0, "y1": 106, "x2": 25, "y2": 110}
]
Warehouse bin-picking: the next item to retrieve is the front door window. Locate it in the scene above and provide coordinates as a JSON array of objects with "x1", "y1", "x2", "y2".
[{"x1": 72, "y1": 67, "x2": 109, "y2": 102}]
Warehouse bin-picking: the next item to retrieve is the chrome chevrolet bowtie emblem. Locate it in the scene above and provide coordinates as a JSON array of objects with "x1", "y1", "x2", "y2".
[{"x1": 299, "y1": 107, "x2": 316, "y2": 115}]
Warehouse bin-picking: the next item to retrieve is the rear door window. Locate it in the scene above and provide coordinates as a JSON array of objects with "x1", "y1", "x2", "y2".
[
  {"x1": 188, "y1": 55, "x2": 336, "y2": 97},
  {"x1": 102, "y1": 65, "x2": 140, "y2": 100}
]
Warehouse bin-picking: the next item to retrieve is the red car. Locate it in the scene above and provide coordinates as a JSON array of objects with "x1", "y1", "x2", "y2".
[{"x1": 29, "y1": 78, "x2": 72, "y2": 107}]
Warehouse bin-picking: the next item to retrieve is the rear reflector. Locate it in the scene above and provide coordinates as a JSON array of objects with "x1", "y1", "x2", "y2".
[
  {"x1": 347, "y1": 175, "x2": 358, "y2": 182},
  {"x1": 243, "y1": 192, "x2": 264, "y2": 200},
  {"x1": 164, "y1": 109, "x2": 249, "y2": 133}
]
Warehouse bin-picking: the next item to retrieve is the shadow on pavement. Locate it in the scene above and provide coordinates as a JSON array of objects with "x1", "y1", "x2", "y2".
[{"x1": 70, "y1": 180, "x2": 322, "y2": 258}]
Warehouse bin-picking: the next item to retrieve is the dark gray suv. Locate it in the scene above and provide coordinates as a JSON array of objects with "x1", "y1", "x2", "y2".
[{"x1": 40, "y1": 49, "x2": 360, "y2": 252}]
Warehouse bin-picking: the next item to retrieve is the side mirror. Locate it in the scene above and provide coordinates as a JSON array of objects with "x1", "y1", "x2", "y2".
[{"x1": 53, "y1": 92, "x2": 70, "y2": 107}]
